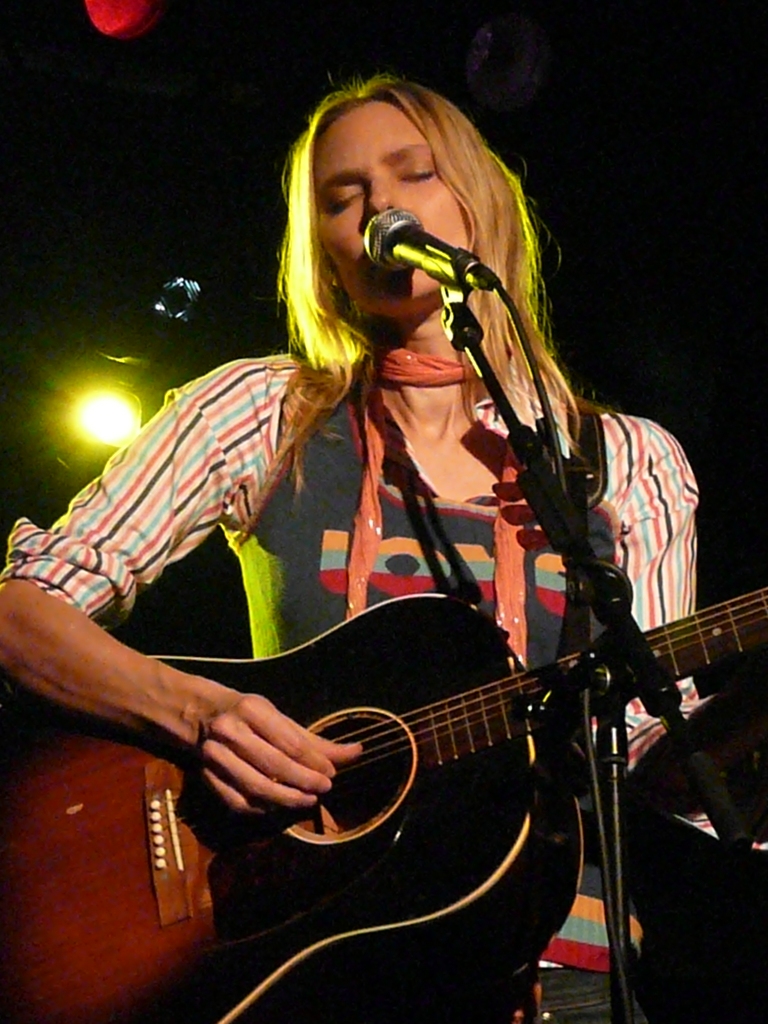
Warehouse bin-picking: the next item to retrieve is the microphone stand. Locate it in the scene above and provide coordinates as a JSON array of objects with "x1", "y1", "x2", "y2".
[{"x1": 440, "y1": 280, "x2": 752, "y2": 1024}]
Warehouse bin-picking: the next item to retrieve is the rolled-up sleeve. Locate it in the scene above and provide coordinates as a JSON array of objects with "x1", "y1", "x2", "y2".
[{"x1": 2, "y1": 357, "x2": 294, "y2": 626}]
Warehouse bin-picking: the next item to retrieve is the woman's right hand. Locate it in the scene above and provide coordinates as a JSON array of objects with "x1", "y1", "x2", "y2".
[
  {"x1": 0, "y1": 583, "x2": 362, "y2": 816},
  {"x1": 197, "y1": 692, "x2": 362, "y2": 814}
]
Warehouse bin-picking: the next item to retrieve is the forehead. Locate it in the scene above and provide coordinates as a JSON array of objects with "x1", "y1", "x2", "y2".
[{"x1": 313, "y1": 101, "x2": 431, "y2": 183}]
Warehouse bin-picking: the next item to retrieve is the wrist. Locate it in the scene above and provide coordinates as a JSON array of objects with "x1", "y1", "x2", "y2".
[{"x1": 151, "y1": 661, "x2": 240, "y2": 751}]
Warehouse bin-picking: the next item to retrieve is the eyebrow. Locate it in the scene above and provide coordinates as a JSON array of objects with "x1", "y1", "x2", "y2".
[{"x1": 317, "y1": 144, "x2": 433, "y2": 192}]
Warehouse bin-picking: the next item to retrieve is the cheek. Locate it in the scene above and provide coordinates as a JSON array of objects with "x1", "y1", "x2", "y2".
[
  {"x1": 318, "y1": 219, "x2": 363, "y2": 273},
  {"x1": 446, "y1": 196, "x2": 473, "y2": 250},
  {"x1": 319, "y1": 224, "x2": 370, "y2": 288},
  {"x1": 322, "y1": 247, "x2": 369, "y2": 306},
  {"x1": 460, "y1": 208, "x2": 475, "y2": 251},
  {"x1": 333, "y1": 260, "x2": 361, "y2": 299}
]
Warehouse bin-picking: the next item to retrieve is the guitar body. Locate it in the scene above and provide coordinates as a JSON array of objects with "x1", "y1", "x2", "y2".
[
  {"x1": 0, "y1": 595, "x2": 582, "y2": 1024},
  {"x1": 0, "y1": 728, "x2": 216, "y2": 1024}
]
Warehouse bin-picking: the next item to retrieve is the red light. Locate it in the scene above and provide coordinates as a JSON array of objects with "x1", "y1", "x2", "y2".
[{"x1": 83, "y1": 0, "x2": 169, "y2": 41}]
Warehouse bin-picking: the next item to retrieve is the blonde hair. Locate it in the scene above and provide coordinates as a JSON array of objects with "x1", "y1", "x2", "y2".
[{"x1": 278, "y1": 74, "x2": 578, "y2": 464}]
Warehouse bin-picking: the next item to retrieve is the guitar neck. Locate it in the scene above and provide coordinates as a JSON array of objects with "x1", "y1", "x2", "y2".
[
  {"x1": 414, "y1": 587, "x2": 768, "y2": 767},
  {"x1": 647, "y1": 587, "x2": 768, "y2": 680}
]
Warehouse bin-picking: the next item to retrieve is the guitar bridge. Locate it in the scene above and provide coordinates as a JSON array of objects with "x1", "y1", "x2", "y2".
[{"x1": 144, "y1": 759, "x2": 211, "y2": 927}]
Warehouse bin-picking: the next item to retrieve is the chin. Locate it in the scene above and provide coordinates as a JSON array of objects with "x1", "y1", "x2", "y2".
[{"x1": 359, "y1": 270, "x2": 443, "y2": 316}]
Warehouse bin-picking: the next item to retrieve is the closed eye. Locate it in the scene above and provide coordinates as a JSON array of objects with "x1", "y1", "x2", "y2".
[
  {"x1": 401, "y1": 170, "x2": 436, "y2": 183},
  {"x1": 320, "y1": 169, "x2": 435, "y2": 215},
  {"x1": 321, "y1": 190, "x2": 362, "y2": 215}
]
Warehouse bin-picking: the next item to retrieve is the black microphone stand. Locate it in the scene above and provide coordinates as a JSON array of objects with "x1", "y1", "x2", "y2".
[{"x1": 440, "y1": 277, "x2": 752, "y2": 1024}]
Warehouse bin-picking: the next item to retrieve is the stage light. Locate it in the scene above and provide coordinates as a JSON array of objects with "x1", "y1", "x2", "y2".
[
  {"x1": 74, "y1": 390, "x2": 142, "y2": 447},
  {"x1": 83, "y1": 0, "x2": 170, "y2": 41},
  {"x1": 153, "y1": 277, "x2": 201, "y2": 322}
]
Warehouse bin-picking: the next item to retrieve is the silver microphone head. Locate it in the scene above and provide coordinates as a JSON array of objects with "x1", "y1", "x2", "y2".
[{"x1": 363, "y1": 209, "x2": 421, "y2": 265}]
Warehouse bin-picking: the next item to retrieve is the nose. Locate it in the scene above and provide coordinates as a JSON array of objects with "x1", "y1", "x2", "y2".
[
  {"x1": 361, "y1": 195, "x2": 394, "y2": 240},
  {"x1": 365, "y1": 178, "x2": 395, "y2": 219}
]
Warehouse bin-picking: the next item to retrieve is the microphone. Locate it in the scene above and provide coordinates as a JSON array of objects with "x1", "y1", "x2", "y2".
[{"x1": 363, "y1": 209, "x2": 500, "y2": 292}]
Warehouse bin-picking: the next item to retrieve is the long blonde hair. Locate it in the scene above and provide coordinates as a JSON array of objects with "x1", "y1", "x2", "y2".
[{"x1": 278, "y1": 74, "x2": 578, "y2": 464}]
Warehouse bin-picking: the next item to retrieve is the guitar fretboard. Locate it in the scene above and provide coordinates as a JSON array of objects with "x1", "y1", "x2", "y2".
[
  {"x1": 411, "y1": 587, "x2": 768, "y2": 769},
  {"x1": 648, "y1": 588, "x2": 768, "y2": 679}
]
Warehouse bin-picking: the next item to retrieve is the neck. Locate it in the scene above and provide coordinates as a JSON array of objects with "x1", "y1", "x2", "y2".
[
  {"x1": 382, "y1": 379, "x2": 468, "y2": 434},
  {"x1": 373, "y1": 307, "x2": 476, "y2": 432},
  {"x1": 387, "y1": 303, "x2": 459, "y2": 357}
]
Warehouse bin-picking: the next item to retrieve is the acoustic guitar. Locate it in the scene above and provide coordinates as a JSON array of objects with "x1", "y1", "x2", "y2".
[{"x1": 0, "y1": 589, "x2": 765, "y2": 1023}]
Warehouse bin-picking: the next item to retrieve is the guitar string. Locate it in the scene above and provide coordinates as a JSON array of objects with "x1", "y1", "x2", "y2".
[
  {"x1": 651, "y1": 592, "x2": 768, "y2": 650},
  {"x1": 155, "y1": 593, "x2": 768, "y2": 788},
  {"x1": 334, "y1": 592, "x2": 768, "y2": 755},
  {"x1": 320, "y1": 595, "x2": 768, "y2": 779}
]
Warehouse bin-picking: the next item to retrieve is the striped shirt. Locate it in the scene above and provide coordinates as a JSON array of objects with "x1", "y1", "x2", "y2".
[
  {"x1": 2, "y1": 355, "x2": 701, "y2": 745},
  {"x1": 2, "y1": 355, "x2": 704, "y2": 970}
]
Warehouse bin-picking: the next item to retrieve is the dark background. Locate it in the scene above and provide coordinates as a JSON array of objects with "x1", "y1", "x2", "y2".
[{"x1": 0, "y1": 1, "x2": 765, "y2": 669}]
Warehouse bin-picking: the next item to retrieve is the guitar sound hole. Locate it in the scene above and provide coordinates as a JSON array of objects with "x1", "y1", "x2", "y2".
[{"x1": 290, "y1": 710, "x2": 417, "y2": 843}]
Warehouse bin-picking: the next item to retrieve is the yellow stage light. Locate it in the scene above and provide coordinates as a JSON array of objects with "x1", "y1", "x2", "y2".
[{"x1": 75, "y1": 390, "x2": 142, "y2": 447}]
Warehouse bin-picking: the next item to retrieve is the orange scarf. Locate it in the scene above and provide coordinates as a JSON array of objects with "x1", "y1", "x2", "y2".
[{"x1": 346, "y1": 348, "x2": 528, "y2": 661}]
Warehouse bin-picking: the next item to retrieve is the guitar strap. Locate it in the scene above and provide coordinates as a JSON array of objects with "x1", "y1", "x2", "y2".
[{"x1": 558, "y1": 409, "x2": 607, "y2": 658}]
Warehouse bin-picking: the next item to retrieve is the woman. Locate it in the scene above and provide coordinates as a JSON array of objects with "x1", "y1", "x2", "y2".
[{"x1": 0, "y1": 77, "x2": 699, "y2": 1021}]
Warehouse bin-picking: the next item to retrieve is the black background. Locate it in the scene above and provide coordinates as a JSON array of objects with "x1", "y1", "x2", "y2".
[{"x1": 1, "y1": 1, "x2": 765, "y2": 670}]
